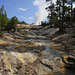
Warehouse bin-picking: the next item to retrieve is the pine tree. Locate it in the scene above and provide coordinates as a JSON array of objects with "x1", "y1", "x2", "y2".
[
  {"x1": 72, "y1": 8, "x2": 75, "y2": 23},
  {"x1": 46, "y1": 0, "x2": 56, "y2": 25},
  {"x1": 56, "y1": 0, "x2": 62, "y2": 27},
  {"x1": 0, "y1": 12, "x2": 1, "y2": 28},
  {"x1": 0, "y1": 5, "x2": 8, "y2": 30},
  {"x1": 7, "y1": 16, "x2": 18, "y2": 31},
  {"x1": 68, "y1": 0, "x2": 75, "y2": 24}
]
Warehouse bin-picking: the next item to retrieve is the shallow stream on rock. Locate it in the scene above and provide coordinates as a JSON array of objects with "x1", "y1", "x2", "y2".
[
  {"x1": 53, "y1": 70, "x2": 75, "y2": 75},
  {"x1": 26, "y1": 30, "x2": 75, "y2": 75},
  {"x1": 41, "y1": 40, "x2": 75, "y2": 75}
]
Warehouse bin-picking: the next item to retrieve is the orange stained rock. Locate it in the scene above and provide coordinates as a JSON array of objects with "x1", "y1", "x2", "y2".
[
  {"x1": 51, "y1": 44, "x2": 55, "y2": 48},
  {"x1": 54, "y1": 47, "x2": 62, "y2": 50},
  {"x1": 15, "y1": 39, "x2": 21, "y2": 42},
  {"x1": 63, "y1": 55, "x2": 73, "y2": 64},
  {"x1": 17, "y1": 42, "x2": 26, "y2": 46},
  {"x1": 0, "y1": 40, "x2": 10, "y2": 45},
  {"x1": 60, "y1": 55, "x2": 68, "y2": 73},
  {"x1": 50, "y1": 44, "x2": 62, "y2": 50},
  {"x1": 28, "y1": 45, "x2": 33, "y2": 47},
  {"x1": 60, "y1": 61, "x2": 65, "y2": 74},
  {"x1": 52, "y1": 34, "x2": 70, "y2": 41},
  {"x1": 47, "y1": 72, "x2": 53, "y2": 75},
  {"x1": 41, "y1": 72, "x2": 53, "y2": 75},
  {"x1": 40, "y1": 51, "x2": 43, "y2": 59}
]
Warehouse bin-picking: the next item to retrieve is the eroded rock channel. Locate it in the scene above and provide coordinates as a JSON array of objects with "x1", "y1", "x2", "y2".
[{"x1": 0, "y1": 25, "x2": 75, "y2": 75}]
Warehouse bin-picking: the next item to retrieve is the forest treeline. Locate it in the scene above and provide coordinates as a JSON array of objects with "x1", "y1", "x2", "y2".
[
  {"x1": 41, "y1": 0, "x2": 75, "y2": 31},
  {"x1": 0, "y1": 0, "x2": 75, "y2": 32},
  {"x1": 0, "y1": 5, "x2": 27, "y2": 31}
]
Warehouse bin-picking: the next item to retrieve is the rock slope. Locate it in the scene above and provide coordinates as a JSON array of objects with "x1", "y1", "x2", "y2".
[{"x1": 0, "y1": 25, "x2": 74, "y2": 75}]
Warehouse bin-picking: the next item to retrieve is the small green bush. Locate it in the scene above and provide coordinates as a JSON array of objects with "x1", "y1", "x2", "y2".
[{"x1": 0, "y1": 32, "x2": 4, "y2": 37}]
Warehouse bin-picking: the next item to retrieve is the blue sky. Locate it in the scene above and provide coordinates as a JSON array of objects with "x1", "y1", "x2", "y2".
[
  {"x1": 0, "y1": 0, "x2": 75, "y2": 25},
  {"x1": 0, "y1": 0, "x2": 38, "y2": 24}
]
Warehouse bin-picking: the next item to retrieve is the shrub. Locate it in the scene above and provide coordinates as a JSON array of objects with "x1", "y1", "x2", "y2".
[{"x1": 0, "y1": 32, "x2": 4, "y2": 37}]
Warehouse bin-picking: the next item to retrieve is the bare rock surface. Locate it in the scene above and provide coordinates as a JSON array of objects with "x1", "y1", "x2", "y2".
[
  {"x1": 0, "y1": 26, "x2": 75, "y2": 75},
  {"x1": 40, "y1": 28, "x2": 59, "y2": 36}
]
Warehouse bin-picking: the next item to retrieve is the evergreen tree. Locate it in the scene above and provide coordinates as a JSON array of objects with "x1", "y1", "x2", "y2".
[
  {"x1": 46, "y1": 0, "x2": 54, "y2": 24},
  {"x1": 18, "y1": 21, "x2": 28, "y2": 24},
  {"x1": 55, "y1": 0, "x2": 62, "y2": 27},
  {"x1": 7, "y1": 16, "x2": 18, "y2": 31},
  {"x1": 56, "y1": 0, "x2": 61, "y2": 20},
  {"x1": 0, "y1": 5, "x2": 8, "y2": 30},
  {"x1": 46, "y1": 1, "x2": 57, "y2": 25},
  {"x1": 72, "y1": 8, "x2": 75, "y2": 23},
  {"x1": 0, "y1": 12, "x2": 1, "y2": 28},
  {"x1": 67, "y1": 0, "x2": 75, "y2": 26}
]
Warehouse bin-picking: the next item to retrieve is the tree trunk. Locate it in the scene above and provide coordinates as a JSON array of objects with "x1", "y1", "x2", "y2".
[
  {"x1": 51, "y1": 0, "x2": 52, "y2": 24},
  {"x1": 71, "y1": 2, "x2": 73, "y2": 26},
  {"x1": 59, "y1": 0, "x2": 61, "y2": 20},
  {"x1": 61, "y1": 0, "x2": 65, "y2": 32}
]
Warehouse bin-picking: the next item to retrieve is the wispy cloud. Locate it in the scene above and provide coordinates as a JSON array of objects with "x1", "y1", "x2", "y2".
[
  {"x1": 19, "y1": 8, "x2": 27, "y2": 11},
  {"x1": 20, "y1": 16, "x2": 26, "y2": 19},
  {"x1": 20, "y1": 16, "x2": 33, "y2": 20},
  {"x1": 29, "y1": 17, "x2": 33, "y2": 20},
  {"x1": 20, "y1": 16, "x2": 34, "y2": 24}
]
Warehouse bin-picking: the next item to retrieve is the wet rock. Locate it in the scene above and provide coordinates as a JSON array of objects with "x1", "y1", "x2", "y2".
[
  {"x1": 35, "y1": 62, "x2": 51, "y2": 75},
  {"x1": 52, "y1": 34, "x2": 72, "y2": 43},
  {"x1": 64, "y1": 44, "x2": 75, "y2": 53},
  {"x1": 68, "y1": 55, "x2": 75, "y2": 60},
  {"x1": 41, "y1": 58, "x2": 61, "y2": 72},
  {"x1": 28, "y1": 32, "x2": 36, "y2": 36},
  {"x1": 14, "y1": 45, "x2": 27, "y2": 52},
  {"x1": 70, "y1": 50, "x2": 75, "y2": 56},
  {"x1": 14, "y1": 35, "x2": 22, "y2": 39},
  {"x1": 1, "y1": 27, "x2": 75, "y2": 74},
  {"x1": 5, "y1": 43, "x2": 15, "y2": 51},
  {"x1": 40, "y1": 28, "x2": 59, "y2": 37},
  {"x1": 62, "y1": 54, "x2": 75, "y2": 71}
]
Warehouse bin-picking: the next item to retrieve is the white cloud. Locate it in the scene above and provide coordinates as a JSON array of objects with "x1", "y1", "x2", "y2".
[
  {"x1": 20, "y1": 16, "x2": 34, "y2": 20},
  {"x1": 19, "y1": 8, "x2": 27, "y2": 11},
  {"x1": 28, "y1": 17, "x2": 34, "y2": 24},
  {"x1": 20, "y1": 16, "x2": 34, "y2": 24},
  {"x1": 20, "y1": 16, "x2": 26, "y2": 19},
  {"x1": 29, "y1": 17, "x2": 33, "y2": 20}
]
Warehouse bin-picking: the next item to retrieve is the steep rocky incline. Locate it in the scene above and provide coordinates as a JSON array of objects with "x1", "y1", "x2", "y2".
[{"x1": 0, "y1": 26, "x2": 75, "y2": 75}]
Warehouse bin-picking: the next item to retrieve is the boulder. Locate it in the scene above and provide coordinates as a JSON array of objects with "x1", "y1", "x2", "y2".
[{"x1": 22, "y1": 52, "x2": 38, "y2": 64}]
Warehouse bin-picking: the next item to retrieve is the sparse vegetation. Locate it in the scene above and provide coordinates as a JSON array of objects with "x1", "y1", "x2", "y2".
[
  {"x1": 0, "y1": 1, "x2": 75, "y2": 75},
  {"x1": 0, "y1": 5, "x2": 28, "y2": 33},
  {"x1": 0, "y1": 32, "x2": 4, "y2": 37}
]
